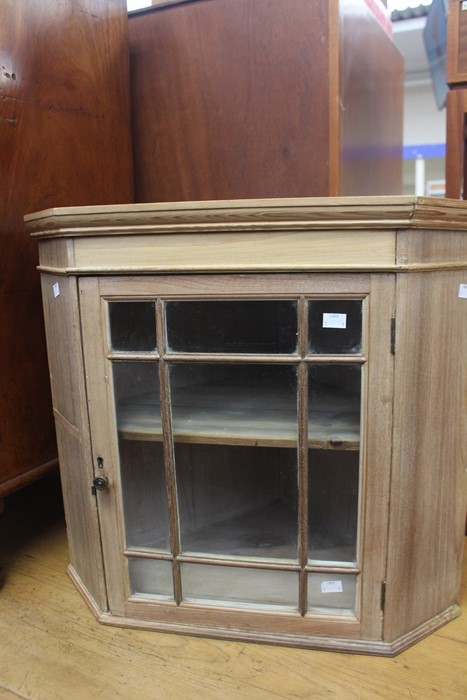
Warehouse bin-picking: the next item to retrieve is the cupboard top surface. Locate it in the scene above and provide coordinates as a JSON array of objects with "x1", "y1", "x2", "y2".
[
  {"x1": 25, "y1": 196, "x2": 467, "y2": 236},
  {"x1": 27, "y1": 197, "x2": 467, "y2": 274}
]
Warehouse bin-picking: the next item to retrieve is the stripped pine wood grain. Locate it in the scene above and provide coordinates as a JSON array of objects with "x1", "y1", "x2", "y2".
[{"x1": 24, "y1": 196, "x2": 467, "y2": 237}]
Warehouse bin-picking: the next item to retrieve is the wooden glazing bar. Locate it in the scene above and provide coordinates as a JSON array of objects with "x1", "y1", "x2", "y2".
[
  {"x1": 175, "y1": 555, "x2": 301, "y2": 571},
  {"x1": 107, "y1": 353, "x2": 366, "y2": 365},
  {"x1": 157, "y1": 297, "x2": 168, "y2": 355},
  {"x1": 161, "y1": 354, "x2": 300, "y2": 364},
  {"x1": 124, "y1": 550, "x2": 173, "y2": 561},
  {"x1": 122, "y1": 550, "x2": 360, "y2": 575},
  {"x1": 299, "y1": 570, "x2": 308, "y2": 617},
  {"x1": 107, "y1": 353, "x2": 366, "y2": 364},
  {"x1": 107, "y1": 352, "x2": 159, "y2": 362},
  {"x1": 306, "y1": 564, "x2": 360, "y2": 575},
  {"x1": 298, "y1": 295, "x2": 308, "y2": 358},
  {"x1": 298, "y1": 354, "x2": 309, "y2": 616},
  {"x1": 156, "y1": 300, "x2": 182, "y2": 606},
  {"x1": 298, "y1": 299, "x2": 309, "y2": 616},
  {"x1": 171, "y1": 559, "x2": 182, "y2": 607},
  {"x1": 303, "y1": 355, "x2": 365, "y2": 364}
]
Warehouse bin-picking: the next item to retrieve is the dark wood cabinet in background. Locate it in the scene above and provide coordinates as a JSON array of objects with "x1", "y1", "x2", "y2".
[
  {"x1": 129, "y1": 0, "x2": 404, "y2": 202},
  {"x1": 0, "y1": 0, "x2": 134, "y2": 502},
  {"x1": 446, "y1": 0, "x2": 467, "y2": 198}
]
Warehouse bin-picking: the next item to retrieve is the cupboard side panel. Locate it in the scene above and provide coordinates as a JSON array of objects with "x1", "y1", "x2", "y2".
[
  {"x1": 359, "y1": 273, "x2": 395, "y2": 639},
  {"x1": 396, "y1": 228, "x2": 467, "y2": 266},
  {"x1": 40, "y1": 275, "x2": 82, "y2": 427},
  {"x1": 40, "y1": 273, "x2": 107, "y2": 610},
  {"x1": 384, "y1": 270, "x2": 467, "y2": 641}
]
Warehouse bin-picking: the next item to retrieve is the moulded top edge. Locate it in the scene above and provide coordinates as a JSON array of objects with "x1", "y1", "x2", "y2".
[{"x1": 25, "y1": 195, "x2": 467, "y2": 238}]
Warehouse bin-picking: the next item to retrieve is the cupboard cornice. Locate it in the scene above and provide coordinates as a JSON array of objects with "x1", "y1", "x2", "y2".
[
  {"x1": 26, "y1": 197, "x2": 467, "y2": 276},
  {"x1": 25, "y1": 196, "x2": 467, "y2": 238}
]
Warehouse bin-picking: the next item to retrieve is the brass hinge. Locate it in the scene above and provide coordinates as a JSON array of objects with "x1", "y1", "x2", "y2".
[
  {"x1": 381, "y1": 581, "x2": 387, "y2": 611},
  {"x1": 391, "y1": 318, "x2": 396, "y2": 354}
]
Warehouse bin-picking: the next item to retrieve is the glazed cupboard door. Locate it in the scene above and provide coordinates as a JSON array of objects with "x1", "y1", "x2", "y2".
[{"x1": 79, "y1": 273, "x2": 394, "y2": 646}]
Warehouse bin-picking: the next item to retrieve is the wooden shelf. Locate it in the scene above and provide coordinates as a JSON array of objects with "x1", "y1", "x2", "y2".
[
  {"x1": 127, "y1": 501, "x2": 357, "y2": 565},
  {"x1": 117, "y1": 385, "x2": 360, "y2": 450}
]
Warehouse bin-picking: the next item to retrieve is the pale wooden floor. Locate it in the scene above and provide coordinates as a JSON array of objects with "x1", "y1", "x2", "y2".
[{"x1": 0, "y1": 474, "x2": 466, "y2": 700}]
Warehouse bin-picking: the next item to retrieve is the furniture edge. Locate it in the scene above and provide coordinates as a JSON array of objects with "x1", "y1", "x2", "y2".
[
  {"x1": 68, "y1": 563, "x2": 461, "y2": 657},
  {"x1": 25, "y1": 196, "x2": 467, "y2": 239}
]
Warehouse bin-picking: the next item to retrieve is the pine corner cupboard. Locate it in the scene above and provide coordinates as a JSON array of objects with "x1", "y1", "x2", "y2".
[{"x1": 26, "y1": 196, "x2": 467, "y2": 656}]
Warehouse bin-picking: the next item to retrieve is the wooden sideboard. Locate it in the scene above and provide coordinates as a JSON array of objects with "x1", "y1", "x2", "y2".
[
  {"x1": 129, "y1": 0, "x2": 403, "y2": 202},
  {"x1": 446, "y1": 0, "x2": 467, "y2": 198},
  {"x1": 0, "y1": 0, "x2": 133, "y2": 502}
]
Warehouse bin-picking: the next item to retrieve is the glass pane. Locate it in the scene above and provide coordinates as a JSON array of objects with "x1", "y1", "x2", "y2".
[
  {"x1": 309, "y1": 300, "x2": 362, "y2": 354},
  {"x1": 109, "y1": 301, "x2": 156, "y2": 351},
  {"x1": 113, "y1": 362, "x2": 170, "y2": 551},
  {"x1": 176, "y1": 444, "x2": 298, "y2": 560},
  {"x1": 308, "y1": 450, "x2": 359, "y2": 564},
  {"x1": 166, "y1": 300, "x2": 298, "y2": 354},
  {"x1": 169, "y1": 363, "x2": 298, "y2": 447},
  {"x1": 308, "y1": 364, "x2": 361, "y2": 451},
  {"x1": 113, "y1": 361, "x2": 162, "y2": 441},
  {"x1": 181, "y1": 564, "x2": 298, "y2": 610},
  {"x1": 170, "y1": 364, "x2": 298, "y2": 560},
  {"x1": 119, "y1": 441, "x2": 170, "y2": 551},
  {"x1": 308, "y1": 365, "x2": 361, "y2": 563},
  {"x1": 128, "y1": 558, "x2": 173, "y2": 599},
  {"x1": 307, "y1": 573, "x2": 357, "y2": 614}
]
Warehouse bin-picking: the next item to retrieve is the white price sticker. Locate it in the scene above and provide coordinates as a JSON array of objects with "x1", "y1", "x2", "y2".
[
  {"x1": 321, "y1": 580, "x2": 343, "y2": 594},
  {"x1": 322, "y1": 313, "x2": 347, "y2": 329},
  {"x1": 53, "y1": 282, "x2": 60, "y2": 298},
  {"x1": 459, "y1": 284, "x2": 467, "y2": 299}
]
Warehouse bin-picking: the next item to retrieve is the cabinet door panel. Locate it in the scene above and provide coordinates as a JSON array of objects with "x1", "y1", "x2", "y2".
[{"x1": 79, "y1": 273, "x2": 393, "y2": 642}]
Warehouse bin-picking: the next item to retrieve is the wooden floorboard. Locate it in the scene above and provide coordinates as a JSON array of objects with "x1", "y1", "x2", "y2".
[{"x1": 0, "y1": 473, "x2": 466, "y2": 700}]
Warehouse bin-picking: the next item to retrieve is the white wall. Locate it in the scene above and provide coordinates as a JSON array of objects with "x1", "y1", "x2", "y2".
[
  {"x1": 403, "y1": 82, "x2": 445, "y2": 146},
  {"x1": 392, "y1": 14, "x2": 447, "y2": 194}
]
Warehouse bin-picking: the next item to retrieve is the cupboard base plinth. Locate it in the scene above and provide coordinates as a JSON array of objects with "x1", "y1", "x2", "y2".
[{"x1": 68, "y1": 565, "x2": 461, "y2": 657}]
